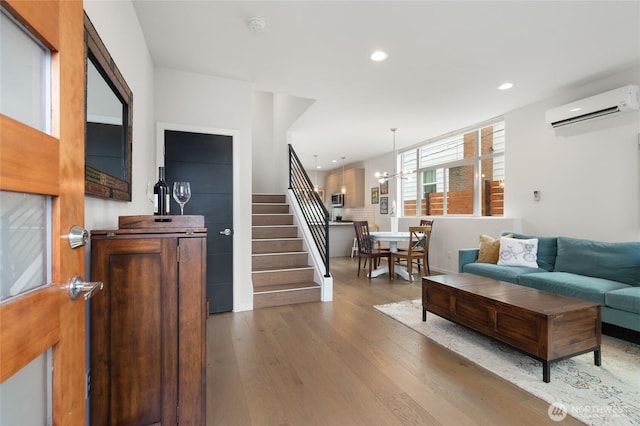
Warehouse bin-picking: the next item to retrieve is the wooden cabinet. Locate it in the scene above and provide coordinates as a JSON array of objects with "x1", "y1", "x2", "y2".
[
  {"x1": 325, "y1": 172, "x2": 340, "y2": 197},
  {"x1": 325, "y1": 167, "x2": 364, "y2": 207},
  {"x1": 90, "y1": 215, "x2": 207, "y2": 425}
]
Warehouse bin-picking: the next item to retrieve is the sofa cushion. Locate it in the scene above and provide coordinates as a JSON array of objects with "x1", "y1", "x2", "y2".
[
  {"x1": 605, "y1": 287, "x2": 640, "y2": 315},
  {"x1": 462, "y1": 262, "x2": 546, "y2": 284},
  {"x1": 519, "y1": 272, "x2": 630, "y2": 305},
  {"x1": 477, "y1": 233, "x2": 512, "y2": 263},
  {"x1": 501, "y1": 232, "x2": 557, "y2": 271},
  {"x1": 554, "y1": 237, "x2": 640, "y2": 287},
  {"x1": 497, "y1": 236, "x2": 538, "y2": 268}
]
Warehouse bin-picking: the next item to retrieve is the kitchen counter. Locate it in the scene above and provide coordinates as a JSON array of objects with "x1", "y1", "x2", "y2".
[{"x1": 328, "y1": 221, "x2": 356, "y2": 257}]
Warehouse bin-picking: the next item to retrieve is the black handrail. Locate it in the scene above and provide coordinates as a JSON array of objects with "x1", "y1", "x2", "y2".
[{"x1": 288, "y1": 144, "x2": 330, "y2": 277}]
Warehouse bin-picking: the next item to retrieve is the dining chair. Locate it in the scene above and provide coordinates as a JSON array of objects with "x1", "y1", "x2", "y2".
[
  {"x1": 353, "y1": 221, "x2": 391, "y2": 279},
  {"x1": 370, "y1": 223, "x2": 390, "y2": 252},
  {"x1": 414, "y1": 219, "x2": 433, "y2": 272},
  {"x1": 390, "y1": 226, "x2": 432, "y2": 281}
]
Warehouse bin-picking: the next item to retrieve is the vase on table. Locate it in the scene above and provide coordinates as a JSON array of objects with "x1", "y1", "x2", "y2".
[{"x1": 390, "y1": 199, "x2": 398, "y2": 232}]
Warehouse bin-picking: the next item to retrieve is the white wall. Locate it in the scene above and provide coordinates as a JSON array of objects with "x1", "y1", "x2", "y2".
[
  {"x1": 506, "y1": 67, "x2": 640, "y2": 242},
  {"x1": 154, "y1": 67, "x2": 254, "y2": 312},
  {"x1": 84, "y1": 1, "x2": 156, "y2": 229},
  {"x1": 252, "y1": 92, "x2": 276, "y2": 193},
  {"x1": 361, "y1": 67, "x2": 640, "y2": 274},
  {"x1": 252, "y1": 91, "x2": 315, "y2": 193}
]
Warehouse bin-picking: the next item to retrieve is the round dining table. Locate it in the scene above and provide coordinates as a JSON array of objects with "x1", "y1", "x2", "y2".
[{"x1": 369, "y1": 231, "x2": 412, "y2": 281}]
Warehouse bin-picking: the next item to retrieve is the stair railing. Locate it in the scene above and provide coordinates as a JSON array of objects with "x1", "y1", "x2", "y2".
[{"x1": 288, "y1": 144, "x2": 330, "y2": 277}]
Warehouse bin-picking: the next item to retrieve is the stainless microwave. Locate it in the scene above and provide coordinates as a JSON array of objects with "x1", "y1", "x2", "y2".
[{"x1": 331, "y1": 193, "x2": 344, "y2": 207}]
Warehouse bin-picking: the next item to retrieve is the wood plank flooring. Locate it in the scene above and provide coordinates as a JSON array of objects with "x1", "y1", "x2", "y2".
[{"x1": 207, "y1": 257, "x2": 582, "y2": 425}]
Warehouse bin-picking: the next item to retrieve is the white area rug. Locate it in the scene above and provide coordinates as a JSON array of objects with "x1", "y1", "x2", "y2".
[{"x1": 374, "y1": 299, "x2": 640, "y2": 425}]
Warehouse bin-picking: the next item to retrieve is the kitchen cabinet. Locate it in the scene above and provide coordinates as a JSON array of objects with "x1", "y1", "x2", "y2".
[
  {"x1": 90, "y1": 215, "x2": 207, "y2": 425},
  {"x1": 325, "y1": 167, "x2": 364, "y2": 207}
]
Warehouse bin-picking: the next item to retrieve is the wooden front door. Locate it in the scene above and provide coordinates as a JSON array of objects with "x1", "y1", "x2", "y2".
[{"x1": 0, "y1": 1, "x2": 87, "y2": 424}]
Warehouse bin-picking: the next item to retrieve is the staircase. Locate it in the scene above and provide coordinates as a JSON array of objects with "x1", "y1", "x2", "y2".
[{"x1": 252, "y1": 194, "x2": 321, "y2": 309}]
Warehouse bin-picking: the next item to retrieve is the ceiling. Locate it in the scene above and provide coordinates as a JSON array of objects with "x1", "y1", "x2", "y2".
[{"x1": 132, "y1": 1, "x2": 640, "y2": 171}]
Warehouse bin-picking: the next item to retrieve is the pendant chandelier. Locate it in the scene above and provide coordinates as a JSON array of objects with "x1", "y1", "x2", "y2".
[{"x1": 375, "y1": 128, "x2": 410, "y2": 183}]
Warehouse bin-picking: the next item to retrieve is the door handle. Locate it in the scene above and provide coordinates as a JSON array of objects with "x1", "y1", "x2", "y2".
[
  {"x1": 68, "y1": 275, "x2": 103, "y2": 300},
  {"x1": 219, "y1": 228, "x2": 232, "y2": 236}
]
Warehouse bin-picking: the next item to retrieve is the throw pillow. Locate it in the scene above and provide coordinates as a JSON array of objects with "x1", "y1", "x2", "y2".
[
  {"x1": 497, "y1": 236, "x2": 539, "y2": 268},
  {"x1": 476, "y1": 234, "x2": 512, "y2": 264}
]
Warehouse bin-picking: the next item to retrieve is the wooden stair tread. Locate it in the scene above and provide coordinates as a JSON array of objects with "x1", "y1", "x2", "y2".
[
  {"x1": 252, "y1": 224, "x2": 297, "y2": 227},
  {"x1": 252, "y1": 202, "x2": 288, "y2": 205},
  {"x1": 252, "y1": 237, "x2": 302, "y2": 240},
  {"x1": 252, "y1": 252, "x2": 306, "y2": 256},
  {"x1": 252, "y1": 265, "x2": 313, "y2": 273},
  {"x1": 253, "y1": 282, "x2": 321, "y2": 294}
]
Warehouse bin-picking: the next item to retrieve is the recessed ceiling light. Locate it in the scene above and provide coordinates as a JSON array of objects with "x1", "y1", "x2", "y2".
[
  {"x1": 569, "y1": 107, "x2": 582, "y2": 112},
  {"x1": 370, "y1": 50, "x2": 388, "y2": 62},
  {"x1": 498, "y1": 82, "x2": 514, "y2": 90}
]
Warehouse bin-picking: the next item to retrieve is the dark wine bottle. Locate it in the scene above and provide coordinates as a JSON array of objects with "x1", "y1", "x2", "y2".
[{"x1": 153, "y1": 166, "x2": 170, "y2": 215}]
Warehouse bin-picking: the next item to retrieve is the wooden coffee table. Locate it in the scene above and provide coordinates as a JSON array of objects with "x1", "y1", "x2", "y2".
[{"x1": 422, "y1": 273, "x2": 601, "y2": 382}]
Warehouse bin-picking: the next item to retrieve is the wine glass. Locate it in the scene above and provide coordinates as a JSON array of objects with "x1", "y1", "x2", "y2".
[{"x1": 173, "y1": 182, "x2": 191, "y2": 215}]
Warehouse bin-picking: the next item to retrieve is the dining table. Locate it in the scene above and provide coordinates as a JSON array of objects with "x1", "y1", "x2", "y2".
[{"x1": 369, "y1": 231, "x2": 413, "y2": 281}]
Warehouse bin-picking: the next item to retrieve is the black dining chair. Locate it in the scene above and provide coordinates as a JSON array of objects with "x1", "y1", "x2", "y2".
[{"x1": 353, "y1": 221, "x2": 391, "y2": 279}]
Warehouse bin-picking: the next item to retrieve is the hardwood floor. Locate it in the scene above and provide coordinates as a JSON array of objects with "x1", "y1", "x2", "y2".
[{"x1": 206, "y1": 257, "x2": 582, "y2": 425}]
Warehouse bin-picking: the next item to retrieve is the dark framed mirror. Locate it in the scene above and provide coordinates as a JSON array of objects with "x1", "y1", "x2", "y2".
[{"x1": 84, "y1": 12, "x2": 132, "y2": 201}]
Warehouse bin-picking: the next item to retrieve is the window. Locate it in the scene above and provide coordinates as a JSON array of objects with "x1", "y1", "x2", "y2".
[
  {"x1": 0, "y1": 9, "x2": 50, "y2": 132},
  {"x1": 400, "y1": 120, "x2": 505, "y2": 216}
]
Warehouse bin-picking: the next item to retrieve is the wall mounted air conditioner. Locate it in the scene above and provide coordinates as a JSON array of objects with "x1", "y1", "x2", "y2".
[{"x1": 545, "y1": 84, "x2": 639, "y2": 128}]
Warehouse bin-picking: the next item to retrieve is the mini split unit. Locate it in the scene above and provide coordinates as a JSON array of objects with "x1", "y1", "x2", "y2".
[{"x1": 545, "y1": 84, "x2": 639, "y2": 128}]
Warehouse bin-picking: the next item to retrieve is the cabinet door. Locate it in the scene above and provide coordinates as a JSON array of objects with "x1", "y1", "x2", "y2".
[
  {"x1": 325, "y1": 173, "x2": 339, "y2": 196},
  {"x1": 91, "y1": 237, "x2": 178, "y2": 426},
  {"x1": 344, "y1": 168, "x2": 364, "y2": 207},
  {"x1": 177, "y1": 237, "x2": 207, "y2": 422}
]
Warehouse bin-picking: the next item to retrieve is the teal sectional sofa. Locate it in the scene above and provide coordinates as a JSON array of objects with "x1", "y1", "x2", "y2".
[{"x1": 459, "y1": 232, "x2": 640, "y2": 332}]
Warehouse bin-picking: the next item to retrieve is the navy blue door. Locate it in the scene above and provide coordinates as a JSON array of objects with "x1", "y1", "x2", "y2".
[{"x1": 164, "y1": 130, "x2": 233, "y2": 313}]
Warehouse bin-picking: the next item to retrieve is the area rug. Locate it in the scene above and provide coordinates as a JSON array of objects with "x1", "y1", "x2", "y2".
[{"x1": 374, "y1": 299, "x2": 640, "y2": 426}]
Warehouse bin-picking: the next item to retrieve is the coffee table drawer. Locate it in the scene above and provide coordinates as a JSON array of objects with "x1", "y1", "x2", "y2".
[{"x1": 437, "y1": 289, "x2": 545, "y2": 356}]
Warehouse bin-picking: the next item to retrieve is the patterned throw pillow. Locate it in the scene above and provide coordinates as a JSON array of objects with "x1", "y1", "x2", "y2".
[
  {"x1": 497, "y1": 236, "x2": 539, "y2": 268},
  {"x1": 476, "y1": 234, "x2": 512, "y2": 264}
]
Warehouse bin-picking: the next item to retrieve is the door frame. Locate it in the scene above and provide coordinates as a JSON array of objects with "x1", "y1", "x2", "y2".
[{"x1": 155, "y1": 122, "x2": 242, "y2": 311}]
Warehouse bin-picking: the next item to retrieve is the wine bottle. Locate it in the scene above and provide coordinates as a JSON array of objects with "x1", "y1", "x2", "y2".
[{"x1": 153, "y1": 166, "x2": 170, "y2": 215}]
